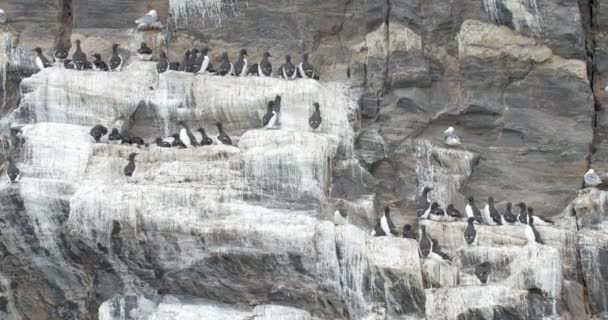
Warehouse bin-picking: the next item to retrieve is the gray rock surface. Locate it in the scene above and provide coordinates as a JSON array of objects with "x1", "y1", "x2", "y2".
[{"x1": 0, "y1": 0, "x2": 606, "y2": 319}]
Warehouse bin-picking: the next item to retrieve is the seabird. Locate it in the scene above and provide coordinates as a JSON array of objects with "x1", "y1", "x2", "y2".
[
  {"x1": 429, "y1": 202, "x2": 447, "y2": 221},
  {"x1": 465, "y1": 196, "x2": 484, "y2": 224},
  {"x1": 446, "y1": 204, "x2": 462, "y2": 219},
  {"x1": 584, "y1": 169, "x2": 605, "y2": 187},
  {"x1": 177, "y1": 121, "x2": 199, "y2": 147},
  {"x1": 63, "y1": 59, "x2": 75, "y2": 69},
  {"x1": 188, "y1": 49, "x2": 199, "y2": 71},
  {"x1": 464, "y1": 217, "x2": 478, "y2": 245},
  {"x1": 83, "y1": 60, "x2": 93, "y2": 70},
  {"x1": 298, "y1": 53, "x2": 316, "y2": 79},
  {"x1": 169, "y1": 134, "x2": 187, "y2": 149},
  {"x1": 137, "y1": 42, "x2": 153, "y2": 61},
  {"x1": 501, "y1": 202, "x2": 517, "y2": 224},
  {"x1": 309, "y1": 102, "x2": 322, "y2": 130},
  {"x1": 444, "y1": 127, "x2": 462, "y2": 147},
  {"x1": 108, "y1": 128, "x2": 122, "y2": 144},
  {"x1": 178, "y1": 50, "x2": 191, "y2": 72},
  {"x1": 416, "y1": 187, "x2": 433, "y2": 218},
  {"x1": 135, "y1": 10, "x2": 160, "y2": 29},
  {"x1": 233, "y1": 49, "x2": 248, "y2": 77},
  {"x1": 216, "y1": 122, "x2": 232, "y2": 145},
  {"x1": 262, "y1": 101, "x2": 277, "y2": 129},
  {"x1": 131, "y1": 137, "x2": 145, "y2": 146},
  {"x1": 54, "y1": 41, "x2": 69, "y2": 62},
  {"x1": 474, "y1": 262, "x2": 491, "y2": 284},
  {"x1": 334, "y1": 209, "x2": 348, "y2": 226},
  {"x1": 123, "y1": 153, "x2": 138, "y2": 177},
  {"x1": 278, "y1": 55, "x2": 297, "y2": 80},
  {"x1": 196, "y1": 128, "x2": 214, "y2": 146},
  {"x1": 5, "y1": 156, "x2": 20, "y2": 183},
  {"x1": 121, "y1": 136, "x2": 132, "y2": 145},
  {"x1": 259, "y1": 52, "x2": 272, "y2": 77},
  {"x1": 526, "y1": 216, "x2": 544, "y2": 245},
  {"x1": 371, "y1": 218, "x2": 386, "y2": 237},
  {"x1": 33, "y1": 47, "x2": 52, "y2": 71},
  {"x1": 92, "y1": 54, "x2": 109, "y2": 71},
  {"x1": 169, "y1": 62, "x2": 180, "y2": 71},
  {"x1": 157, "y1": 51, "x2": 168, "y2": 73},
  {"x1": 196, "y1": 48, "x2": 210, "y2": 74},
  {"x1": 418, "y1": 225, "x2": 433, "y2": 258},
  {"x1": 0, "y1": 9, "x2": 6, "y2": 24},
  {"x1": 217, "y1": 52, "x2": 233, "y2": 76},
  {"x1": 89, "y1": 124, "x2": 108, "y2": 143},
  {"x1": 515, "y1": 202, "x2": 528, "y2": 225},
  {"x1": 528, "y1": 207, "x2": 554, "y2": 226},
  {"x1": 482, "y1": 197, "x2": 501, "y2": 226},
  {"x1": 109, "y1": 44, "x2": 123, "y2": 71},
  {"x1": 380, "y1": 206, "x2": 398, "y2": 236},
  {"x1": 154, "y1": 137, "x2": 171, "y2": 148},
  {"x1": 402, "y1": 224, "x2": 417, "y2": 239},
  {"x1": 72, "y1": 40, "x2": 87, "y2": 70}
]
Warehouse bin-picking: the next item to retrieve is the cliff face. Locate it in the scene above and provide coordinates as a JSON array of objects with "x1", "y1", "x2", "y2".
[{"x1": 0, "y1": 0, "x2": 608, "y2": 319}]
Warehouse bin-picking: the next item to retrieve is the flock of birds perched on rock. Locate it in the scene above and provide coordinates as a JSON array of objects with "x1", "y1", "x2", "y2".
[{"x1": 33, "y1": 39, "x2": 319, "y2": 81}]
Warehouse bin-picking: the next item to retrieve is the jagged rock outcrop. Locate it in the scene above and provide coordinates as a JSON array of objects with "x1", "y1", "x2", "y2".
[{"x1": 0, "y1": 0, "x2": 607, "y2": 319}]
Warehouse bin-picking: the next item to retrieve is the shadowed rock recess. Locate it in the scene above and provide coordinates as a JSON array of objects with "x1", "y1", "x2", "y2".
[{"x1": 0, "y1": 0, "x2": 608, "y2": 319}]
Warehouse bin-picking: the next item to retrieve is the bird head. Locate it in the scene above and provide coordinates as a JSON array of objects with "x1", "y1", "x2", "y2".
[
  {"x1": 171, "y1": 133, "x2": 180, "y2": 139},
  {"x1": 506, "y1": 202, "x2": 512, "y2": 210},
  {"x1": 467, "y1": 196, "x2": 474, "y2": 203},
  {"x1": 275, "y1": 95, "x2": 281, "y2": 103},
  {"x1": 128, "y1": 153, "x2": 139, "y2": 160},
  {"x1": 154, "y1": 137, "x2": 163, "y2": 143},
  {"x1": 303, "y1": 53, "x2": 309, "y2": 61},
  {"x1": 444, "y1": 126, "x2": 455, "y2": 134},
  {"x1": 201, "y1": 48, "x2": 209, "y2": 55},
  {"x1": 447, "y1": 204, "x2": 454, "y2": 210},
  {"x1": 160, "y1": 50, "x2": 167, "y2": 58},
  {"x1": 423, "y1": 187, "x2": 433, "y2": 193},
  {"x1": 285, "y1": 55, "x2": 291, "y2": 63},
  {"x1": 149, "y1": 10, "x2": 158, "y2": 18},
  {"x1": 92, "y1": 54, "x2": 101, "y2": 60},
  {"x1": 177, "y1": 120, "x2": 188, "y2": 128},
  {"x1": 112, "y1": 43, "x2": 119, "y2": 50},
  {"x1": 587, "y1": 168, "x2": 595, "y2": 174},
  {"x1": 111, "y1": 128, "x2": 119, "y2": 133},
  {"x1": 197, "y1": 128, "x2": 206, "y2": 134},
  {"x1": 431, "y1": 202, "x2": 439, "y2": 210},
  {"x1": 263, "y1": 52, "x2": 271, "y2": 58},
  {"x1": 240, "y1": 49, "x2": 248, "y2": 56},
  {"x1": 313, "y1": 102, "x2": 320, "y2": 110},
  {"x1": 216, "y1": 122, "x2": 223, "y2": 130},
  {"x1": 488, "y1": 196, "x2": 494, "y2": 204},
  {"x1": 515, "y1": 202, "x2": 525, "y2": 208},
  {"x1": 384, "y1": 206, "x2": 390, "y2": 215},
  {"x1": 267, "y1": 101, "x2": 274, "y2": 110},
  {"x1": 467, "y1": 217, "x2": 475, "y2": 224},
  {"x1": 403, "y1": 224, "x2": 412, "y2": 231},
  {"x1": 76, "y1": 40, "x2": 81, "y2": 46},
  {"x1": 221, "y1": 52, "x2": 228, "y2": 59},
  {"x1": 32, "y1": 47, "x2": 42, "y2": 54},
  {"x1": 528, "y1": 207, "x2": 534, "y2": 215},
  {"x1": 140, "y1": 42, "x2": 148, "y2": 49},
  {"x1": 420, "y1": 225, "x2": 426, "y2": 232},
  {"x1": 191, "y1": 49, "x2": 199, "y2": 55}
]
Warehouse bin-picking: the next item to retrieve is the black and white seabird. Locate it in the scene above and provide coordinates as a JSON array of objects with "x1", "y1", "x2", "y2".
[
  {"x1": 157, "y1": 51, "x2": 168, "y2": 73},
  {"x1": 5, "y1": 156, "x2": 20, "y2": 183},
  {"x1": 501, "y1": 202, "x2": 517, "y2": 224},
  {"x1": 371, "y1": 218, "x2": 386, "y2": 237},
  {"x1": 216, "y1": 122, "x2": 232, "y2": 145},
  {"x1": 429, "y1": 202, "x2": 447, "y2": 221},
  {"x1": 33, "y1": 47, "x2": 53, "y2": 71},
  {"x1": 63, "y1": 59, "x2": 75, "y2": 69},
  {"x1": 121, "y1": 136, "x2": 132, "y2": 145},
  {"x1": 259, "y1": 52, "x2": 272, "y2": 77},
  {"x1": 169, "y1": 134, "x2": 187, "y2": 149},
  {"x1": 196, "y1": 128, "x2": 214, "y2": 146},
  {"x1": 309, "y1": 102, "x2": 322, "y2": 130},
  {"x1": 196, "y1": 48, "x2": 210, "y2": 74},
  {"x1": 444, "y1": 127, "x2": 462, "y2": 147},
  {"x1": 278, "y1": 55, "x2": 297, "y2": 80},
  {"x1": 527, "y1": 207, "x2": 554, "y2": 226},
  {"x1": 89, "y1": 124, "x2": 108, "y2": 143},
  {"x1": 482, "y1": 197, "x2": 501, "y2": 226},
  {"x1": 137, "y1": 42, "x2": 153, "y2": 61},
  {"x1": 262, "y1": 101, "x2": 277, "y2": 129},
  {"x1": 217, "y1": 52, "x2": 233, "y2": 76},
  {"x1": 465, "y1": 196, "x2": 484, "y2": 224},
  {"x1": 135, "y1": 10, "x2": 160, "y2": 29},
  {"x1": 155, "y1": 137, "x2": 171, "y2": 148},
  {"x1": 474, "y1": 262, "x2": 491, "y2": 284},
  {"x1": 233, "y1": 49, "x2": 248, "y2": 77},
  {"x1": 72, "y1": 40, "x2": 87, "y2": 70},
  {"x1": 92, "y1": 54, "x2": 109, "y2": 71},
  {"x1": 109, "y1": 44, "x2": 123, "y2": 71},
  {"x1": 516, "y1": 202, "x2": 528, "y2": 225},
  {"x1": 464, "y1": 217, "x2": 478, "y2": 245},
  {"x1": 54, "y1": 41, "x2": 69, "y2": 62},
  {"x1": 178, "y1": 121, "x2": 199, "y2": 147},
  {"x1": 446, "y1": 204, "x2": 462, "y2": 219},
  {"x1": 380, "y1": 207, "x2": 398, "y2": 236},
  {"x1": 123, "y1": 153, "x2": 138, "y2": 177},
  {"x1": 525, "y1": 216, "x2": 544, "y2": 245},
  {"x1": 169, "y1": 62, "x2": 180, "y2": 71},
  {"x1": 188, "y1": 49, "x2": 199, "y2": 71},
  {"x1": 131, "y1": 137, "x2": 145, "y2": 146},
  {"x1": 178, "y1": 50, "x2": 191, "y2": 72},
  {"x1": 298, "y1": 53, "x2": 316, "y2": 79},
  {"x1": 418, "y1": 225, "x2": 433, "y2": 258},
  {"x1": 416, "y1": 187, "x2": 433, "y2": 218},
  {"x1": 108, "y1": 128, "x2": 122, "y2": 144},
  {"x1": 334, "y1": 208, "x2": 348, "y2": 226}
]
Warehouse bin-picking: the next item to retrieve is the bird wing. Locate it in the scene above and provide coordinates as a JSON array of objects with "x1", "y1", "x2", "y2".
[{"x1": 136, "y1": 14, "x2": 155, "y2": 25}]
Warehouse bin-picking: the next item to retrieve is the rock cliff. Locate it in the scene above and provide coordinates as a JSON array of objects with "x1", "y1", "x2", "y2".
[{"x1": 0, "y1": 0, "x2": 607, "y2": 319}]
